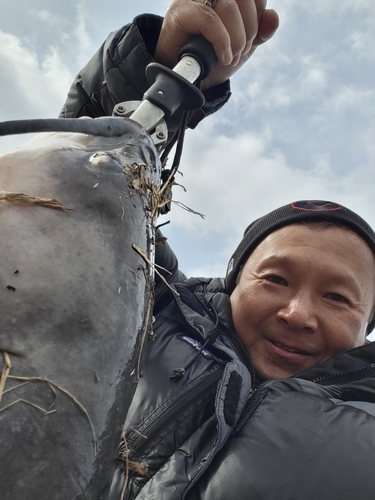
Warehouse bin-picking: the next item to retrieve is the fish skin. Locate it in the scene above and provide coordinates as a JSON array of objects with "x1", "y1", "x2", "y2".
[{"x1": 0, "y1": 120, "x2": 161, "y2": 499}]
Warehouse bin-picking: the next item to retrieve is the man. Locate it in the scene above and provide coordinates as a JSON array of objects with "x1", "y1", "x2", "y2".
[
  {"x1": 227, "y1": 203, "x2": 375, "y2": 380},
  {"x1": 60, "y1": 1, "x2": 375, "y2": 498},
  {"x1": 104, "y1": 201, "x2": 375, "y2": 500}
]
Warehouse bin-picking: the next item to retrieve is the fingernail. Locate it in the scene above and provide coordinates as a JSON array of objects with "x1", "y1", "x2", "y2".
[
  {"x1": 223, "y1": 47, "x2": 233, "y2": 66},
  {"x1": 244, "y1": 41, "x2": 252, "y2": 54},
  {"x1": 231, "y1": 54, "x2": 241, "y2": 67}
]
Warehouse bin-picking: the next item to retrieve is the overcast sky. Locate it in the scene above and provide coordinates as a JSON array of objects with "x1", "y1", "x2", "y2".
[{"x1": 1, "y1": 1, "x2": 375, "y2": 329}]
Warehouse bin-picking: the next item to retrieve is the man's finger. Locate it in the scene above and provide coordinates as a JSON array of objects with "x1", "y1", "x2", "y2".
[
  {"x1": 214, "y1": 0, "x2": 258, "y2": 60},
  {"x1": 253, "y1": 8, "x2": 279, "y2": 46}
]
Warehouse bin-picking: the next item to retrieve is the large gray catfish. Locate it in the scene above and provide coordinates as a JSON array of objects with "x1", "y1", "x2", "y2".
[{"x1": 0, "y1": 119, "x2": 161, "y2": 498}]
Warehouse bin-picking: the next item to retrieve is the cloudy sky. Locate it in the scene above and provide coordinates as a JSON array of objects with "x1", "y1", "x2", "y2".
[{"x1": 1, "y1": 2, "x2": 375, "y2": 293}]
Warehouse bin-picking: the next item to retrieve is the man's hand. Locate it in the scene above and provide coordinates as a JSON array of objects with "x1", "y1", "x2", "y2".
[{"x1": 155, "y1": 0, "x2": 279, "y2": 90}]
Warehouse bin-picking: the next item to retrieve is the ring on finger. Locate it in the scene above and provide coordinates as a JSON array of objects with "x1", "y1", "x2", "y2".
[{"x1": 204, "y1": 0, "x2": 217, "y2": 8}]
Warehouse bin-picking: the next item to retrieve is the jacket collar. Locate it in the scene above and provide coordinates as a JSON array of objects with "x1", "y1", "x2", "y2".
[{"x1": 295, "y1": 341, "x2": 375, "y2": 384}]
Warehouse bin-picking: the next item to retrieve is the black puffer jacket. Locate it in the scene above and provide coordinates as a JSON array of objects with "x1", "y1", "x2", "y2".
[
  {"x1": 107, "y1": 242, "x2": 375, "y2": 500},
  {"x1": 61, "y1": 15, "x2": 375, "y2": 499},
  {"x1": 109, "y1": 275, "x2": 252, "y2": 500}
]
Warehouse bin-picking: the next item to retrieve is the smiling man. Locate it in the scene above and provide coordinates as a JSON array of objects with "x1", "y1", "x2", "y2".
[
  {"x1": 105, "y1": 201, "x2": 375, "y2": 500},
  {"x1": 228, "y1": 203, "x2": 375, "y2": 380}
]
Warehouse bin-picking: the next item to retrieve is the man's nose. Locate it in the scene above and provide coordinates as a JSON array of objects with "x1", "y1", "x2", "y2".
[{"x1": 276, "y1": 294, "x2": 318, "y2": 331}]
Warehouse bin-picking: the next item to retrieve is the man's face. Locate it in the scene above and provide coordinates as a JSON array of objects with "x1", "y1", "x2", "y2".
[{"x1": 230, "y1": 224, "x2": 375, "y2": 380}]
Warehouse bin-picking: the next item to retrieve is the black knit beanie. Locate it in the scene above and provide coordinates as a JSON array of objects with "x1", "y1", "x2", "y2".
[{"x1": 225, "y1": 200, "x2": 375, "y2": 333}]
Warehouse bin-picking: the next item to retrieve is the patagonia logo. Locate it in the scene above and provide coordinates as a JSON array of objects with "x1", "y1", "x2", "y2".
[
  {"x1": 182, "y1": 336, "x2": 214, "y2": 359},
  {"x1": 291, "y1": 201, "x2": 342, "y2": 211}
]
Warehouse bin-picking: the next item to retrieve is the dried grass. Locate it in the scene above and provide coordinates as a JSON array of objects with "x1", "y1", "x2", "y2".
[
  {"x1": 135, "y1": 289, "x2": 154, "y2": 381},
  {"x1": 0, "y1": 351, "x2": 97, "y2": 455},
  {"x1": 132, "y1": 244, "x2": 179, "y2": 298},
  {"x1": 172, "y1": 200, "x2": 205, "y2": 218},
  {"x1": 0, "y1": 351, "x2": 12, "y2": 403},
  {"x1": 119, "y1": 428, "x2": 148, "y2": 500},
  {"x1": 124, "y1": 163, "x2": 173, "y2": 225},
  {"x1": 132, "y1": 242, "x2": 180, "y2": 381},
  {"x1": 0, "y1": 191, "x2": 72, "y2": 211},
  {"x1": 2, "y1": 381, "x2": 30, "y2": 395},
  {"x1": 120, "y1": 428, "x2": 130, "y2": 500},
  {"x1": 0, "y1": 398, "x2": 57, "y2": 416}
]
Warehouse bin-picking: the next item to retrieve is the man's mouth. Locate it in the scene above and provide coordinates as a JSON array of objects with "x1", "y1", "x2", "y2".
[{"x1": 269, "y1": 339, "x2": 315, "y2": 357}]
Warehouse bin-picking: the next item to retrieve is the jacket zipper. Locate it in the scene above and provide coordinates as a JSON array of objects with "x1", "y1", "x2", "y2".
[
  {"x1": 311, "y1": 363, "x2": 375, "y2": 385},
  {"x1": 127, "y1": 367, "x2": 223, "y2": 456}
]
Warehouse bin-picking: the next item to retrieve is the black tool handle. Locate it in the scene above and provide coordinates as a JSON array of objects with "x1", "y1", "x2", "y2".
[{"x1": 179, "y1": 35, "x2": 218, "y2": 80}]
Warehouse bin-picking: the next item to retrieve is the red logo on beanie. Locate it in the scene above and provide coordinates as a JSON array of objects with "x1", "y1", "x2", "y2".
[{"x1": 291, "y1": 201, "x2": 342, "y2": 211}]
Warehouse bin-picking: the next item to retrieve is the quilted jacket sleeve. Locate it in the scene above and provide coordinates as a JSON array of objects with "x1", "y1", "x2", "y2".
[{"x1": 59, "y1": 14, "x2": 231, "y2": 142}]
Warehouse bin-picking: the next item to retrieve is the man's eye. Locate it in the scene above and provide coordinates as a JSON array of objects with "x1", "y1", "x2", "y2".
[
  {"x1": 326, "y1": 292, "x2": 348, "y2": 303},
  {"x1": 266, "y1": 275, "x2": 286, "y2": 285}
]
